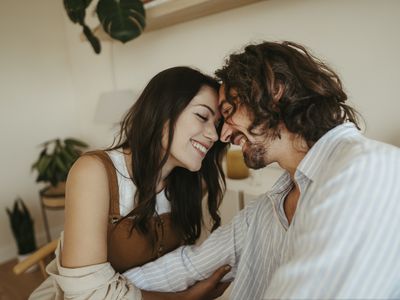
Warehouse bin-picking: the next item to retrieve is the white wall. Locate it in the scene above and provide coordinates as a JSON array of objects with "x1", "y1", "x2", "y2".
[
  {"x1": 64, "y1": 0, "x2": 400, "y2": 242},
  {"x1": 1, "y1": 0, "x2": 399, "y2": 263},
  {"x1": 0, "y1": 0, "x2": 80, "y2": 262},
  {"x1": 66, "y1": 0, "x2": 400, "y2": 148}
]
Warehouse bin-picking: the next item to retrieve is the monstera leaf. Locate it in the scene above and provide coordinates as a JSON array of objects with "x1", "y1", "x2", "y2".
[
  {"x1": 63, "y1": 0, "x2": 146, "y2": 53},
  {"x1": 63, "y1": 0, "x2": 92, "y2": 23},
  {"x1": 97, "y1": 0, "x2": 146, "y2": 43},
  {"x1": 64, "y1": 0, "x2": 101, "y2": 53}
]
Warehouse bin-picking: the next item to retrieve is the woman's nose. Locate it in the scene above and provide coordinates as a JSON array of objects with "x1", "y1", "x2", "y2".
[{"x1": 205, "y1": 123, "x2": 218, "y2": 142}]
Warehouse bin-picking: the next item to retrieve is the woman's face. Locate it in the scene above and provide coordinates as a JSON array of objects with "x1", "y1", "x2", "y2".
[{"x1": 164, "y1": 85, "x2": 221, "y2": 172}]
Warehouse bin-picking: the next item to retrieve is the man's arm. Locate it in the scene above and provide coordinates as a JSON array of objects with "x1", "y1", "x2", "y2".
[
  {"x1": 141, "y1": 265, "x2": 231, "y2": 300},
  {"x1": 124, "y1": 199, "x2": 259, "y2": 292},
  {"x1": 264, "y1": 151, "x2": 400, "y2": 299}
]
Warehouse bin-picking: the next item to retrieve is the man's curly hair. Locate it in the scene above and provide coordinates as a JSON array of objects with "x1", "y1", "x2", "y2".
[{"x1": 215, "y1": 41, "x2": 359, "y2": 147}]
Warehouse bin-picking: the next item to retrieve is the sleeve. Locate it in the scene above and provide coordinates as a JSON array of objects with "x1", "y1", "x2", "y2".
[
  {"x1": 30, "y1": 235, "x2": 143, "y2": 300},
  {"x1": 123, "y1": 200, "x2": 257, "y2": 292},
  {"x1": 263, "y1": 150, "x2": 400, "y2": 299}
]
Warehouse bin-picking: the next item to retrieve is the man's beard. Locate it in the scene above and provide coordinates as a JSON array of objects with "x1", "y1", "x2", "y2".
[{"x1": 243, "y1": 141, "x2": 268, "y2": 169}]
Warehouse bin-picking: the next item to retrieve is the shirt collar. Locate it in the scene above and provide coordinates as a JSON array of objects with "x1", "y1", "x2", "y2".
[{"x1": 296, "y1": 122, "x2": 360, "y2": 181}]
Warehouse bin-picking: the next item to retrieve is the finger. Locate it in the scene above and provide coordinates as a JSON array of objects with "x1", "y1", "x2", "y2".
[
  {"x1": 211, "y1": 281, "x2": 231, "y2": 299},
  {"x1": 184, "y1": 265, "x2": 232, "y2": 300},
  {"x1": 210, "y1": 265, "x2": 231, "y2": 282}
]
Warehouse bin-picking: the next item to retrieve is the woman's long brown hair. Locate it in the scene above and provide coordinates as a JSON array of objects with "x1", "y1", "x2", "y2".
[{"x1": 110, "y1": 66, "x2": 227, "y2": 244}]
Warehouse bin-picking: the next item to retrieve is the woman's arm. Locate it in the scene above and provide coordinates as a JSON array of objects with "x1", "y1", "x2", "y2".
[
  {"x1": 51, "y1": 155, "x2": 141, "y2": 299},
  {"x1": 55, "y1": 155, "x2": 230, "y2": 300},
  {"x1": 51, "y1": 156, "x2": 229, "y2": 300},
  {"x1": 62, "y1": 155, "x2": 110, "y2": 267}
]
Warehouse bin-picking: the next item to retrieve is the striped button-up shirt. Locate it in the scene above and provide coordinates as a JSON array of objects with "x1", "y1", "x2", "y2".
[{"x1": 125, "y1": 123, "x2": 400, "y2": 299}]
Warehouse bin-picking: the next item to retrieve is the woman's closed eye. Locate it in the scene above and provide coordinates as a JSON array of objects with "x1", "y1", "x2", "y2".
[{"x1": 195, "y1": 113, "x2": 208, "y2": 121}]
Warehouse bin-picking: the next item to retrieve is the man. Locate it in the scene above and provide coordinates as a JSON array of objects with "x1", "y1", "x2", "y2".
[{"x1": 125, "y1": 41, "x2": 400, "y2": 299}]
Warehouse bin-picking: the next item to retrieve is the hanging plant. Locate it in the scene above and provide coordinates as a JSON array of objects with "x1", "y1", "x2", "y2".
[{"x1": 64, "y1": 0, "x2": 146, "y2": 54}]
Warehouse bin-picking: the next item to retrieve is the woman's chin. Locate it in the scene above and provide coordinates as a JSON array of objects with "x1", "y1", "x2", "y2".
[{"x1": 185, "y1": 162, "x2": 202, "y2": 172}]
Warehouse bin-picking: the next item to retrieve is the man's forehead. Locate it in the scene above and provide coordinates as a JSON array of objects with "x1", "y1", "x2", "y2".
[
  {"x1": 218, "y1": 85, "x2": 226, "y2": 105},
  {"x1": 218, "y1": 85, "x2": 239, "y2": 105}
]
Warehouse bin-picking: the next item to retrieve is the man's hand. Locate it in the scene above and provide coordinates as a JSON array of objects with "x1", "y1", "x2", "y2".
[
  {"x1": 183, "y1": 265, "x2": 232, "y2": 300},
  {"x1": 141, "y1": 265, "x2": 232, "y2": 300}
]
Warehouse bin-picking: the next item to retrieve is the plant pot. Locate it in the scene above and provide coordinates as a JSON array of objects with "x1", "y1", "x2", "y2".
[
  {"x1": 17, "y1": 252, "x2": 38, "y2": 273},
  {"x1": 42, "y1": 182, "x2": 66, "y2": 197}
]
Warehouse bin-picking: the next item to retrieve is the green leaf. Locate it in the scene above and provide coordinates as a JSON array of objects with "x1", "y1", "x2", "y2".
[
  {"x1": 32, "y1": 137, "x2": 88, "y2": 185},
  {"x1": 83, "y1": 24, "x2": 101, "y2": 54},
  {"x1": 50, "y1": 177, "x2": 58, "y2": 187},
  {"x1": 31, "y1": 161, "x2": 39, "y2": 172},
  {"x1": 45, "y1": 161, "x2": 55, "y2": 180},
  {"x1": 65, "y1": 144, "x2": 79, "y2": 158},
  {"x1": 60, "y1": 148, "x2": 75, "y2": 164},
  {"x1": 18, "y1": 198, "x2": 32, "y2": 220},
  {"x1": 36, "y1": 155, "x2": 51, "y2": 175},
  {"x1": 39, "y1": 138, "x2": 58, "y2": 148},
  {"x1": 39, "y1": 148, "x2": 47, "y2": 157},
  {"x1": 54, "y1": 156, "x2": 68, "y2": 173},
  {"x1": 6, "y1": 198, "x2": 37, "y2": 254},
  {"x1": 64, "y1": 0, "x2": 101, "y2": 53},
  {"x1": 97, "y1": 0, "x2": 146, "y2": 43},
  {"x1": 64, "y1": 138, "x2": 89, "y2": 148},
  {"x1": 63, "y1": 0, "x2": 92, "y2": 24}
]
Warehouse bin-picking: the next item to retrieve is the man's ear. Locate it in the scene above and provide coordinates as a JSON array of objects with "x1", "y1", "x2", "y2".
[{"x1": 272, "y1": 82, "x2": 284, "y2": 103}]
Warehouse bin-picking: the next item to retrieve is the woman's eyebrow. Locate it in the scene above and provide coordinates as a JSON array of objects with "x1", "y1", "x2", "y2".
[{"x1": 195, "y1": 104, "x2": 215, "y2": 115}]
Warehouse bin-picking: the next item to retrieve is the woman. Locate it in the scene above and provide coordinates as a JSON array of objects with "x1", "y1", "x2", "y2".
[{"x1": 30, "y1": 67, "x2": 229, "y2": 299}]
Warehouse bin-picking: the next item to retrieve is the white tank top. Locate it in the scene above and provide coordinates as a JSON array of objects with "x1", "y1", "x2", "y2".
[{"x1": 106, "y1": 150, "x2": 171, "y2": 217}]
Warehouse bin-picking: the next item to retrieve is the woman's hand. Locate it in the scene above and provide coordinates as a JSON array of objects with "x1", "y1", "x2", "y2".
[{"x1": 142, "y1": 265, "x2": 232, "y2": 300}]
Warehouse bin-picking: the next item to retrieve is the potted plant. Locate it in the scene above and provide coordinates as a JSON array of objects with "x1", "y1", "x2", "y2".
[
  {"x1": 6, "y1": 197, "x2": 37, "y2": 267},
  {"x1": 31, "y1": 138, "x2": 89, "y2": 196},
  {"x1": 63, "y1": 0, "x2": 146, "y2": 54}
]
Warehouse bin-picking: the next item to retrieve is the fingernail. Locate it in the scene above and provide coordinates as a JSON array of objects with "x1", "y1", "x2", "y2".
[{"x1": 225, "y1": 265, "x2": 231, "y2": 271}]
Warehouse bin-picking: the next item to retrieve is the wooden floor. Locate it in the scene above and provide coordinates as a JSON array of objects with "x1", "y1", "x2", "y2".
[{"x1": 0, "y1": 259, "x2": 44, "y2": 300}]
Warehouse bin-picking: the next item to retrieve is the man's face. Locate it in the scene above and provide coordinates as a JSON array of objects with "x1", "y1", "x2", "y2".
[{"x1": 218, "y1": 85, "x2": 281, "y2": 169}]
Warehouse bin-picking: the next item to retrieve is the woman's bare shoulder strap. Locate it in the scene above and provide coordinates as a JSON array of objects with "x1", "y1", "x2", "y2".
[{"x1": 83, "y1": 150, "x2": 120, "y2": 217}]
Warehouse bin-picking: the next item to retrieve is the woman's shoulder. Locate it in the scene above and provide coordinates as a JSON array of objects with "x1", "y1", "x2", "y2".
[
  {"x1": 66, "y1": 154, "x2": 110, "y2": 212},
  {"x1": 70, "y1": 151, "x2": 110, "y2": 177}
]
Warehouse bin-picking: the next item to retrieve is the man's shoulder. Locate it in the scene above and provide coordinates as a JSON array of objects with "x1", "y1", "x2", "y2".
[
  {"x1": 304, "y1": 134, "x2": 400, "y2": 194},
  {"x1": 327, "y1": 133, "x2": 400, "y2": 170}
]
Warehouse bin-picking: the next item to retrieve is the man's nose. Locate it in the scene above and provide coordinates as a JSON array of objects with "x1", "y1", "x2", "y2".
[{"x1": 220, "y1": 122, "x2": 232, "y2": 143}]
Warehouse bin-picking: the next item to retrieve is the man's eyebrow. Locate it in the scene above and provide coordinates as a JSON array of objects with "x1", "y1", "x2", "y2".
[
  {"x1": 195, "y1": 104, "x2": 215, "y2": 115},
  {"x1": 218, "y1": 100, "x2": 229, "y2": 111}
]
